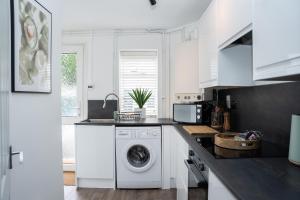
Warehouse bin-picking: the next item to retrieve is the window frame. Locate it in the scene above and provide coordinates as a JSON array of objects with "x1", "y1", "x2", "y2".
[{"x1": 118, "y1": 49, "x2": 159, "y2": 117}]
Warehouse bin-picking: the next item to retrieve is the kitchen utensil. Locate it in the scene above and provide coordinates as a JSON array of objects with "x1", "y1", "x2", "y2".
[
  {"x1": 211, "y1": 106, "x2": 223, "y2": 130},
  {"x1": 223, "y1": 112, "x2": 230, "y2": 132}
]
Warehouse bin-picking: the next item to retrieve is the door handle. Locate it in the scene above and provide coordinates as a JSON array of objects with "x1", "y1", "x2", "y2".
[
  {"x1": 184, "y1": 159, "x2": 207, "y2": 187},
  {"x1": 9, "y1": 146, "x2": 24, "y2": 169}
]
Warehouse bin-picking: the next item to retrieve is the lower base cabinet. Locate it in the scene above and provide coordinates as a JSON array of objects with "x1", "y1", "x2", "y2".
[
  {"x1": 175, "y1": 128, "x2": 189, "y2": 200},
  {"x1": 208, "y1": 170, "x2": 236, "y2": 200},
  {"x1": 162, "y1": 126, "x2": 189, "y2": 200},
  {"x1": 75, "y1": 125, "x2": 115, "y2": 188}
]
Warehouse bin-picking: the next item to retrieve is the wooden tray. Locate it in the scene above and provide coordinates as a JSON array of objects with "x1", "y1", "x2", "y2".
[
  {"x1": 214, "y1": 145, "x2": 260, "y2": 158},
  {"x1": 183, "y1": 125, "x2": 219, "y2": 136},
  {"x1": 214, "y1": 133, "x2": 261, "y2": 150}
]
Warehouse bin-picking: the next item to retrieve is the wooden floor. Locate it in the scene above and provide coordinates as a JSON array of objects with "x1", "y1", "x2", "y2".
[{"x1": 64, "y1": 186, "x2": 176, "y2": 200}]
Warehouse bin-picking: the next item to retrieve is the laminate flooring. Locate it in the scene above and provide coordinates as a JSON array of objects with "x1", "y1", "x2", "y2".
[{"x1": 64, "y1": 186, "x2": 176, "y2": 200}]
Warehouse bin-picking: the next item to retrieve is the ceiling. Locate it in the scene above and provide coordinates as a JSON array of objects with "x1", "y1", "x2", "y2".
[{"x1": 62, "y1": 0, "x2": 211, "y2": 31}]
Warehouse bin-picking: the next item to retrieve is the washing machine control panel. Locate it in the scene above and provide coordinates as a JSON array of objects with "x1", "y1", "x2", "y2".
[
  {"x1": 136, "y1": 129, "x2": 148, "y2": 138},
  {"x1": 147, "y1": 128, "x2": 161, "y2": 137},
  {"x1": 116, "y1": 127, "x2": 161, "y2": 139}
]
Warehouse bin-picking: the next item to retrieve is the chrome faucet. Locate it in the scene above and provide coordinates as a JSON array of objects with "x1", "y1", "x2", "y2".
[{"x1": 103, "y1": 92, "x2": 120, "y2": 113}]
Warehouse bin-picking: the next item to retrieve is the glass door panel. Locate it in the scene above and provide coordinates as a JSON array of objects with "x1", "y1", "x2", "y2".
[{"x1": 61, "y1": 53, "x2": 80, "y2": 118}]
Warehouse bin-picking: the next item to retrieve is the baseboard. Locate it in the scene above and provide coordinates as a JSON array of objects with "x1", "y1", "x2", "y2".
[
  {"x1": 170, "y1": 178, "x2": 176, "y2": 188},
  {"x1": 63, "y1": 163, "x2": 75, "y2": 172},
  {"x1": 77, "y1": 178, "x2": 115, "y2": 188}
]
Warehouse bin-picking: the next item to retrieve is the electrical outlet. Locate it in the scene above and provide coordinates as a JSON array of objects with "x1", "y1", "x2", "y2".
[{"x1": 174, "y1": 93, "x2": 202, "y2": 103}]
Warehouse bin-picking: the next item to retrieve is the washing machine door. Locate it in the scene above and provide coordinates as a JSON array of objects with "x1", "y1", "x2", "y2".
[{"x1": 122, "y1": 142, "x2": 156, "y2": 173}]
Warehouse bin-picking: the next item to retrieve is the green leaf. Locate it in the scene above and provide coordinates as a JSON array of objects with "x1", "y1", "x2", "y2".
[{"x1": 128, "y1": 88, "x2": 153, "y2": 108}]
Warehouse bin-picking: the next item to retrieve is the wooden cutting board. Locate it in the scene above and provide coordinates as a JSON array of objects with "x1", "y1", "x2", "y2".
[{"x1": 183, "y1": 125, "x2": 219, "y2": 136}]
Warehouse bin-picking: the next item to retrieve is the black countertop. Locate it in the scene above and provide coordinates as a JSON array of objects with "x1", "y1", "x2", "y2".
[
  {"x1": 174, "y1": 125, "x2": 300, "y2": 200},
  {"x1": 75, "y1": 118, "x2": 176, "y2": 126},
  {"x1": 75, "y1": 118, "x2": 300, "y2": 199}
]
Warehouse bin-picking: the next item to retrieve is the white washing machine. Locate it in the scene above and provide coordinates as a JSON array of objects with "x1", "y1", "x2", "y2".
[{"x1": 116, "y1": 126, "x2": 161, "y2": 189}]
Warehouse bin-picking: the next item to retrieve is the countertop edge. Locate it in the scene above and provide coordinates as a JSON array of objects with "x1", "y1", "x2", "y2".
[
  {"x1": 75, "y1": 118, "x2": 177, "y2": 126},
  {"x1": 174, "y1": 125, "x2": 300, "y2": 200}
]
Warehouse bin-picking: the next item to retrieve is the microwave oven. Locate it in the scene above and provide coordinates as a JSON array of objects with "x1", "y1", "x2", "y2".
[{"x1": 173, "y1": 102, "x2": 212, "y2": 124}]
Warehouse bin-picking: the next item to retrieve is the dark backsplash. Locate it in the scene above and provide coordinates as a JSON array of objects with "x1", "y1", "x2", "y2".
[
  {"x1": 88, "y1": 100, "x2": 117, "y2": 119},
  {"x1": 218, "y1": 82, "x2": 300, "y2": 148}
]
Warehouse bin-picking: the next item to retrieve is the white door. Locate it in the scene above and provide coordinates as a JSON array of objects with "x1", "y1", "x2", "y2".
[
  {"x1": 61, "y1": 45, "x2": 84, "y2": 124},
  {"x1": 0, "y1": 0, "x2": 11, "y2": 199},
  {"x1": 61, "y1": 45, "x2": 85, "y2": 172}
]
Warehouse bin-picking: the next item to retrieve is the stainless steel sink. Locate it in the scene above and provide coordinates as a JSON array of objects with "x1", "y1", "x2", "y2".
[{"x1": 84, "y1": 119, "x2": 115, "y2": 123}]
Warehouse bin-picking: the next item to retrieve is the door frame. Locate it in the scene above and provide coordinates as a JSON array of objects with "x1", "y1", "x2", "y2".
[
  {"x1": 61, "y1": 45, "x2": 85, "y2": 125},
  {"x1": 61, "y1": 44, "x2": 87, "y2": 172},
  {"x1": 0, "y1": 0, "x2": 10, "y2": 198},
  {"x1": 62, "y1": 34, "x2": 91, "y2": 122}
]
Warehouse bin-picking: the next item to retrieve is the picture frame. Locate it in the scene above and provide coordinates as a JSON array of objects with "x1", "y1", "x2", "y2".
[{"x1": 11, "y1": 0, "x2": 52, "y2": 93}]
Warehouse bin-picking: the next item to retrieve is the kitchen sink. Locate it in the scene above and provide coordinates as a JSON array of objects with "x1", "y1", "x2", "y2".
[{"x1": 83, "y1": 119, "x2": 116, "y2": 123}]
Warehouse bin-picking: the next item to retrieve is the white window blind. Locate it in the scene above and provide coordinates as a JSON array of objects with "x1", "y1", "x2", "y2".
[{"x1": 119, "y1": 50, "x2": 158, "y2": 117}]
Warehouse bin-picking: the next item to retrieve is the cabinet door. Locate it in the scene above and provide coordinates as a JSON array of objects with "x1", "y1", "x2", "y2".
[
  {"x1": 176, "y1": 131, "x2": 189, "y2": 200},
  {"x1": 199, "y1": 0, "x2": 218, "y2": 88},
  {"x1": 253, "y1": 0, "x2": 300, "y2": 80},
  {"x1": 76, "y1": 125, "x2": 114, "y2": 179},
  {"x1": 208, "y1": 170, "x2": 236, "y2": 200},
  {"x1": 174, "y1": 41, "x2": 199, "y2": 94},
  {"x1": 218, "y1": 0, "x2": 252, "y2": 48}
]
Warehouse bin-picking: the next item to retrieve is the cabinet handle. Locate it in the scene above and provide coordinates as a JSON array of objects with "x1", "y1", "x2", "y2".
[
  {"x1": 9, "y1": 146, "x2": 24, "y2": 169},
  {"x1": 184, "y1": 159, "x2": 207, "y2": 187}
]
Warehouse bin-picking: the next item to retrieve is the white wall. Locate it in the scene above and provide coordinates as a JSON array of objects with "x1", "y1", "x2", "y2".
[
  {"x1": 63, "y1": 30, "x2": 170, "y2": 117},
  {"x1": 90, "y1": 32, "x2": 114, "y2": 99},
  {"x1": 9, "y1": 0, "x2": 64, "y2": 199},
  {"x1": 168, "y1": 22, "x2": 200, "y2": 116},
  {"x1": 62, "y1": 19, "x2": 200, "y2": 118},
  {"x1": 116, "y1": 33, "x2": 167, "y2": 117}
]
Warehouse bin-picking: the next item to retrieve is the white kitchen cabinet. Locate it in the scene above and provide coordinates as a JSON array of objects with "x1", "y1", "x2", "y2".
[
  {"x1": 174, "y1": 40, "x2": 199, "y2": 94},
  {"x1": 162, "y1": 125, "x2": 189, "y2": 197},
  {"x1": 162, "y1": 126, "x2": 177, "y2": 189},
  {"x1": 217, "y1": 45, "x2": 253, "y2": 87},
  {"x1": 199, "y1": 0, "x2": 253, "y2": 89},
  {"x1": 253, "y1": 0, "x2": 300, "y2": 80},
  {"x1": 75, "y1": 125, "x2": 115, "y2": 188},
  {"x1": 218, "y1": 0, "x2": 253, "y2": 49},
  {"x1": 208, "y1": 170, "x2": 236, "y2": 200},
  {"x1": 175, "y1": 129, "x2": 189, "y2": 200},
  {"x1": 198, "y1": 0, "x2": 218, "y2": 89}
]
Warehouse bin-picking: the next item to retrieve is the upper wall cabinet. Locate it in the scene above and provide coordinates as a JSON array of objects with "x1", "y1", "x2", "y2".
[
  {"x1": 199, "y1": 0, "x2": 253, "y2": 89},
  {"x1": 253, "y1": 0, "x2": 300, "y2": 80},
  {"x1": 217, "y1": 0, "x2": 253, "y2": 49},
  {"x1": 174, "y1": 40, "x2": 199, "y2": 94},
  {"x1": 198, "y1": 0, "x2": 218, "y2": 88}
]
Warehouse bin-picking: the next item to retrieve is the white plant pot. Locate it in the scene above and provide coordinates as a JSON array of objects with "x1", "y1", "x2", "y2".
[{"x1": 135, "y1": 108, "x2": 146, "y2": 119}]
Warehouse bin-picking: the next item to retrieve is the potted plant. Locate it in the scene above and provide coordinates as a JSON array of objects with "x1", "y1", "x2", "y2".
[{"x1": 129, "y1": 88, "x2": 152, "y2": 119}]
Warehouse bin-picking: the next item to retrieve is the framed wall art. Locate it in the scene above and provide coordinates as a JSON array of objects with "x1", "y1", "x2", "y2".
[{"x1": 11, "y1": 0, "x2": 52, "y2": 93}]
